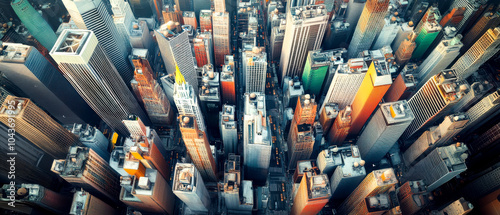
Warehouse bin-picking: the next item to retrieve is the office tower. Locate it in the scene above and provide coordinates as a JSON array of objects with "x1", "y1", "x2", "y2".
[
  {"x1": 110, "y1": 0, "x2": 135, "y2": 48},
  {"x1": 384, "y1": 70, "x2": 416, "y2": 102},
  {"x1": 193, "y1": 32, "x2": 213, "y2": 67},
  {"x1": 200, "y1": 10, "x2": 212, "y2": 32},
  {"x1": 347, "y1": 0, "x2": 390, "y2": 58},
  {"x1": 173, "y1": 66, "x2": 206, "y2": 133},
  {"x1": 70, "y1": 190, "x2": 117, "y2": 215},
  {"x1": 243, "y1": 93, "x2": 272, "y2": 184},
  {"x1": 62, "y1": 0, "x2": 134, "y2": 83},
  {"x1": 11, "y1": 0, "x2": 57, "y2": 49},
  {"x1": 403, "y1": 114, "x2": 469, "y2": 167},
  {"x1": 162, "y1": 5, "x2": 184, "y2": 24},
  {"x1": 391, "y1": 21, "x2": 414, "y2": 51},
  {"x1": 463, "y1": 89, "x2": 500, "y2": 133},
  {"x1": 0, "y1": 42, "x2": 97, "y2": 124},
  {"x1": 198, "y1": 65, "x2": 220, "y2": 134},
  {"x1": 212, "y1": 11, "x2": 231, "y2": 66},
  {"x1": 280, "y1": 5, "x2": 328, "y2": 80},
  {"x1": 220, "y1": 56, "x2": 236, "y2": 105},
  {"x1": 349, "y1": 60, "x2": 392, "y2": 135},
  {"x1": 323, "y1": 21, "x2": 351, "y2": 49},
  {"x1": 290, "y1": 171, "x2": 331, "y2": 215},
  {"x1": 349, "y1": 192, "x2": 394, "y2": 215},
  {"x1": 288, "y1": 95, "x2": 317, "y2": 169},
  {"x1": 50, "y1": 30, "x2": 148, "y2": 136},
  {"x1": 440, "y1": 7, "x2": 466, "y2": 28},
  {"x1": 412, "y1": 8, "x2": 442, "y2": 59},
  {"x1": 319, "y1": 103, "x2": 339, "y2": 134},
  {"x1": 0, "y1": 96, "x2": 79, "y2": 159},
  {"x1": 320, "y1": 58, "x2": 368, "y2": 112},
  {"x1": 405, "y1": 144, "x2": 468, "y2": 192},
  {"x1": 447, "y1": 0, "x2": 484, "y2": 33},
  {"x1": 52, "y1": 146, "x2": 121, "y2": 204},
  {"x1": 302, "y1": 50, "x2": 333, "y2": 97},
  {"x1": 451, "y1": 27, "x2": 500, "y2": 79},
  {"x1": 131, "y1": 57, "x2": 174, "y2": 126},
  {"x1": 357, "y1": 100, "x2": 414, "y2": 164},
  {"x1": 311, "y1": 122, "x2": 323, "y2": 159},
  {"x1": 434, "y1": 198, "x2": 474, "y2": 215},
  {"x1": 242, "y1": 47, "x2": 267, "y2": 93},
  {"x1": 270, "y1": 19, "x2": 286, "y2": 61},
  {"x1": 224, "y1": 153, "x2": 241, "y2": 211},
  {"x1": 394, "y1": 32, "x2": 417, "y2": 65},
  {"x1": 2, "y1": 184, "x2": 71, "y2": 214},
  {"x1": 402, "y1": 70, "x2": 469, "y2": 141},
  {"x1": 372, "y1": 16, "x2": 401, "y2": 50},
  {"x1": 316, "y1": 146, "x2": 342, "y2": 176},
  {"x1": 284, "y1": 77, "x2": 305, "y2": 109},
  {"x1": 324, "y1": 146, "x2": 366, "y2": 200},
  {"x1": 183, "y1": 11, "x2": 198, "y2": 30},
  {"x1": 463, "y1": 164, "x2": 500, "y2": 202},
  {"x1": 178, "y1": 115, "x2": 217, "y2": 182},
  {"x1": 462, "y1": 11, "x2": 500, "y2": 51},
  {"x1": 126, "y1": 169, "x2": 175, "y2": 214},
  {"x1": 155, "y1": 23, "x2": 198, "y2": 90},
  {"x1": 397, "y1": 180, "x2": 429, "y2": 215},
  {"x1": 345, "y1": 0, "x2": 367, "y2": 35},
  {"x1": 293, "y1": 160, "x2": 317, "y2": 183},
  {"x1": 214, "y1": 0, "x2": 225, "y2": 12},
  {"x1": 173, "y1": 163, "x2": 211, "y2": 212},
  {"x1": 220, "y1": 105, "x2": 237, "y2": 156},
  {"x1": 66, "y1": 124, "x2": 110, "y2": 161},
  {"x1": 415, "y1": 33, "x2": 462, "y2": 88},
  {"x1": 337, "y1": 168, "x2": 397, "y2": 215},
  {"x1": 128, "y1": 21, "x2": 153, "y2": 49},
  {"x1": 328, "y1": 105, "x2": 352, "y2": 144}
]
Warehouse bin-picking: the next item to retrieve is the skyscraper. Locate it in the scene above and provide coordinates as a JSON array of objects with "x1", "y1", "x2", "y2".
[
  {"x1": 391, "y1": 21, "x2": 414, "y2": 51},
  {"x1": 323, "y1": 21, "x2": 351, "y2": 49},
  {"x1": 439, "y1": 7, "x2": 466, "y2": 28},
  {"x1": 162, "y1": 5, "x2": 183, "y2": 24},
  {"x1": 172, "y1": 163, "x2": 211, "y2": 212},
  {"x1": 193, "y1": 32, "x2": 214, "y2": 67},
  {"x1": 50, "y1": 30, "x2": 148, "y2": 136},
  {"x1": 451, "y1": 27, "x2": 500, "y2": 79},
  {"x1": 173, "y1": 65, "x2": 206, "y2": 132},
  {"x1": 280, "y1": 4, "x2": 329, "y2": 80},
  {"x1": 220, "y1": 56, "x2": 236, "y2": 105},
  {"x1": 394, "y1": 32, "x2": 417, "y2": 65},
  {"x1": 349, "y1": 59, "x2": 392, "y2": 135},
  {"x1": 302, "y1": 49, "x2": 343, "y2": 97},
  {"x1": 11, "y1": 0, "x2": 58, "y2": 49},
  {"x1": 328, "y1": 105, "x2": 352, "y2": 145},
  {"x1": 402, "y1": 70, "x2": 469, "y2": 141},
  {"x1": 288, "y1": 94, "x2": 317, "y2": 169},
  {"x1": 356, "y1": 100, "x2": 414, "y2": 164},
  {"x1": 52, "y1": 146, "x2": 121, "y2": 204},
  {"x1": 0, "y1": 42, "x2": 97, "y2": 124},
  {"x1": 284, "y1": 77, "x2": 305, "y2": 110},
  {"x1": 397, "y1": 180, "x2": 429, "y2": 215},
  {"x1": 291, "y1": 171, "x2": 331, "y2": 215},
  {"x1": 270, "y1": 19, "x2": 286, "y2": 61},
  {"x1": 462, "y1": 11, "x2": 500, "y2": 51},
  {"x1": 65, "y1": 124, "x2": 111, "y2": 161},
  {"x1": 220, "y1": 105, "x2": 238, "y2": 156},
  {"x1": 384, "y1": 69, "x2": 417, "y2": 102},
  {"x1": 178, "y1": 115, "x2": 218, "y2": 182},
  {"x1": 435, "y1": 198, "x2": 474, "y2": 215},
  {"x1": 243, "y1": 93, "x2": 272, "y2": 184},
  {"x1": 70, "y1": 190, "x2": 118, "y2": 215},
  {"x1": 155, "y1": 23, "x2": 198, "y2": 90},
  {"x1": 462, "y1": 89, "x2": 500, "y2": 133},
  {"x1": 446, "y1": 0, "x2": 485, "y2": 33},
  {"x1": 212, "y1": 11, "x2": 231, "y2": 66},
  {"x1": 200, "y1": 10, "x2": 212, "y2": 32},
  {"x1": 62, "y1": 0, "x2": 134, "y2": 83},
  {"x1": 183, "y1": 11, "x2": 198, "y2": 30},
  {"x1": 242, "y1": 47, "x2": 267, "y2": 93},
  {"x1": 224, "y1": 153, "x2": 242, "y2": 211},
  {"x1": 347, "y1": 0, "x2": 390, "y2": 58},
  {"x1": 0, "y1": 96, "x2": 79, "y2": 159},
  {"x1": 110, "y1": 0, "x2": 135, "y2": 50},
  {"x1": 372, "y1": 16, "x2": 401, "y2": 50},
  {"x1": 412, "y1": 7, "x2": 442, "y2": 59},
  {"x1": 337, "y1": 168, "x2": 398, "y2": 215},
  {"x1": 131, "y1": 57, "x2": 174, "y2": 126},
  {"x1": 319, "y1": 103, "x2": 339, "y2": 134},
  {"x1": 405, "y1": 143, "x2": 468, "y2": 192},
  {"x1": 324, "y1": 146, "x2": 367, "y2": 199}
]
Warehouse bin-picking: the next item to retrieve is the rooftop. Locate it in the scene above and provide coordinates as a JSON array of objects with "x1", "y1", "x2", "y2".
[
  {"x1": 306, "y1": 173, "x2": 331, "y2": 200},
  {"x1": 380, "y1": 100, "x2": 415, "y2": 124},
  {"x1": 290, "y1": 5, "x2": 327, "y2": 21},
  {"x1": 173, "y1": 163, "x2": 196, "y2": 192},
  {"x1": 373, "y1": 168, "x2": 398, "y2": 186},
  {"x1": 323, "y1": 103, "x2": 339, "y2": 119},
  {"x1": 51, "y1": 30, "x2": 90, "y2": 55}
]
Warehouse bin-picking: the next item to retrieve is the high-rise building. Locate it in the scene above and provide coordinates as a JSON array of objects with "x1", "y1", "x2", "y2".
[
  {"x1": 291, "y1": 171, "x2": 331, "y2": 215},
  {"x1": 220, "y1": 105, "x2": 238, "y2": 156},
  {"x1": 193, "y1": 32, "x2": 214, "y2": 67},
  {"x1": 397, "y1": 180, "x2": 429, "y2": 215},
  {"x1": 280, "y1": 5, "x2": 329, "y2": 80},
  {"x1": 439, "y1": 7, "x2": 466, "y2": 29},
  {"x1": 402, "y1": 70, "x2": 469, "y2": 141},
  {"x1": 173, "y1": 65, "x2": 206, "y2": 132},
  {"x1": 451, "y1": 27, "x2": 500, "y2": 79},
  {"x1": 372, "y1": 16, "x2": 401, "y2": 50},
  {"x1": 220, "y1": 55, "x2": 236, "y2": 105},
  {"x1": 61, "y1": 0, "x2": 134, "y2": 83},
  {"x1": 162, "y1": 5, "x2": 183, "y2": 24},
  {"x1": 345, "y1": 0, "x2": 366, "y2": 37},
  {"x1": 131, "y1": 57, "x2": 174, "y2": 126},
  {"x1": 434, "y1": 197, "x2": 474, "y2": 215},
  {"x1": 446, "y1": 0, "x2": 484, "y2": 33},
  {"x1": 384, "y1": 69, "x2": 417, "y2": 102},
  {"x1": 183, "y1": 11, "x2": 198, "y2": 30},
  {"x1": 356, "y1": 100, "x2": 414, "y2": 164},
  {"x1": 198, "y1": 65, "x2": 221, "y2": 134},
  {"x1": 200, "y1": 10, "x2": 212, "y2": 32},
  {"x1": 288, "y1": 94, "x2": 317, "y2": 169},
  {"x1": 347, "y1": 0, "x2": 390, "y2": 58},
  {"x1": 178, "y1": 115, "x2": 218, "y2": 182},
  {"x1": 391, "y1": 21, "x2": 414, "y2": 51},
  {"x1": 65, "y1": 124, "x2": 111, "y2": 161},
  {"x1": 224, "y1": 153, "x2": 241, "y2": 211},
  {"x1": 328, "y1": 105, "x2": 352, "y2": 144},
  {"x1": 50, "y1": 30, "x2": 148, "y2": 136},
  {"x1": 0, "y1": 96, "x2": 79, "y2": 159},
  {"x1": 412, "y1": 7, "x2": 442, "y2": 59},
  {"x1": 270, "y1": 19, "x2": 286, "y2": 61},
  {"x1": 403, "y1": 113, "x2": 469, "y2": 167},
  {"x1": 284, "y1": 77, "x2": 305, "y2": 110},
  {"x1": 302, "y1": 49, "x2": 341, "y2": 97},
  {"x1": 155, "y1": 23, "x2": 198, "y2": 90},
  {"x1": 11, "y1": 0, "x2": 57, "y2": 49},
  {"x1": 462, "y1": 11, "x2": 500, "y2": 51},
  {"x1": 349, "y1": 59, "x2": 392, "y2": 135},
  {"x1": 415, "y1": 33, "x2": 462, "y2": 88},
  {"x1": 214, "y1": 0, "x2": 226, "y2": 13},
  {"x1": 462, "y1": 89, "x2": 500, "y2": 133},
  {"x1": 320, "y1": 58, "x2": 368, "y2": 112},
  {"x1": 242, "y1": 47, "x2": 267, "y2": 93},
  {"x1": 52, "y1": 146, "x2": 121, "y2": 204},
  {"x1": 319, "y1": 103, "x2": 339, "y2": 134},
  {"x1": 172, "y1": 163, "x2": 211, "y2": 212},
  {"x1": 243, "y1": 93, "x2": 272, "y2": 184},
  {"x1": 128, "y1": 21, "x2": 154, "y2": 50},
  {"x1": 70, "y1": 190, "x2": 117, "y2": 215},
  {"x1": 110, "y1": 0, "x2": 135, "y2": 50},
  {"x1": 405, "y1": 143, "x2": 468, "y2": 192},
  {"x1": 336, "y1": 168, "x2": 398, "y2": 215},
  {"x1": 322, "y1": 146, "x2": 366, "y2": 199},
  {"x1": 2, "y1": 183, "x2": 72, "y2": 214},
  {"x1": 0, "y1": 42, "x2": 97, "y2": 124},
  {"x1": 349, "y1": 192, "x2": 394, "y2": 215},
  {"x1": 212, "y1": 11, "x2": 231, "y2": 66}
]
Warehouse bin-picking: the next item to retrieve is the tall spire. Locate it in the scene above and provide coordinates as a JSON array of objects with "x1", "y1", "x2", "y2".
[{"x1": 175, "y1": 63, "x2": 186, "y2": 85}]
